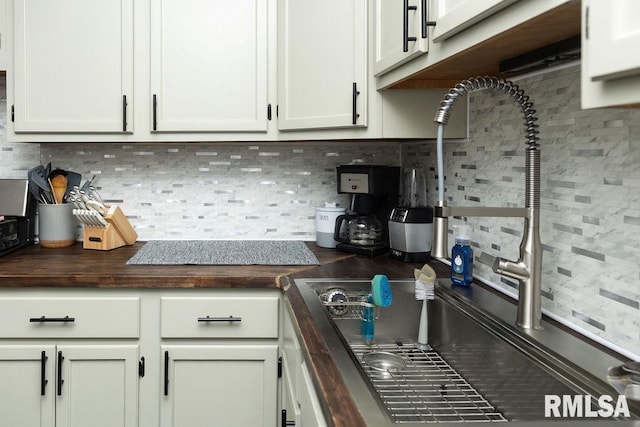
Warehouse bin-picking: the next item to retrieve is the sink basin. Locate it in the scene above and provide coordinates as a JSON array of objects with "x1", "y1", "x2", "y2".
[{"x1": 295, "y1": 278, "x2": 640, "y2": 425}]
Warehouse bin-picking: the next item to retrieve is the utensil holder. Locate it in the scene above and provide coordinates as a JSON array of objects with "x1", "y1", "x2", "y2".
[{"x1": 82, "y1": 205, "x2": 137, "y2": 251}]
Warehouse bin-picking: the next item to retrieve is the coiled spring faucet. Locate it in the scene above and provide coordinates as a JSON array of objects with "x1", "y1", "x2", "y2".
[{"x1": 432, "y1": 76, "x2": 543, "y2": 330}]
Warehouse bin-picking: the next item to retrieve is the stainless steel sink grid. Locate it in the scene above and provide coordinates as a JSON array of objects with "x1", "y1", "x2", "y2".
[{"x1": 352, "y1": 342, "x2": 507, "y2": 423}]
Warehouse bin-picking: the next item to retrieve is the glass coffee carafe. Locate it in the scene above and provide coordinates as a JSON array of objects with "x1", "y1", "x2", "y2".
[{"x1": 333, "y1": 214, "x2": 383, "y2": 246}]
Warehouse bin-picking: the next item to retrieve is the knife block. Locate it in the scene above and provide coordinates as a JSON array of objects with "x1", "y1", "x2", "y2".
[{"x1": 82, "y1": 206, "x2": 137, "y2": 251}]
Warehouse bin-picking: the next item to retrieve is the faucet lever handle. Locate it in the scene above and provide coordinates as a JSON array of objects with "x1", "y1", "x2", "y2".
[{"x1": 478, "y1": 251, "x2": 498, "y2": 269}]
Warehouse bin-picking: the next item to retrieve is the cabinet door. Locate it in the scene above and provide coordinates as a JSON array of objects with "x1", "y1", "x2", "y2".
[
  {"x1": 161, "y1": 344, "x2": 278, "y2": 427},
  {"x1": 56, "y1": 345, "x2": 139, "y2": 427},
  {"x1": 0, "y1": 0, "x2": 8, "y2": 71},
  {"x1": 12, "y1": 0, "x2": 134, "y2": 133},
  {"x1": 277, "y1": 0, "x2": 366, "y2": 130},
  {"x1": 431, "y1": 0, "x2": 519, "y2": 42},
  {"x1": 584, "y1": 0, "x2": 640, "y2": 81},
  {"x1": 298, "y1": 361, "x2": 327, "y2": 427},
  {"x1": 581, "y1": 0, "x2": 640, "y2": 108},
  {"x1": 280, "y1": 352, "x2": 301, "y2": 427},
  {"x1": 0, "y1": 345, "x2": 55, "y2": 427},
  {"x1": 150, "y1": 0, "x2": 268, "y2": 132},
  {"x1": 374, "y1": 0, "x2": 429, "y2": 76}
]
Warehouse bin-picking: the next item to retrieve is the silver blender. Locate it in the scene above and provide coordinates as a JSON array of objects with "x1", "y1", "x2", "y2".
[{"x1": 388, "y1": 162, "x2": 434, "y2": 262}]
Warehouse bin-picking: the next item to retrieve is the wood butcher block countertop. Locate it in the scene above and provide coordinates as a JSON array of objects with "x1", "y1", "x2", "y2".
[
  {"x1": 0, "y1": 241, "x2": 447, "y2": 427},
  {"x1": 0, "y1": 241, "x2": 360, "y2": 288}
]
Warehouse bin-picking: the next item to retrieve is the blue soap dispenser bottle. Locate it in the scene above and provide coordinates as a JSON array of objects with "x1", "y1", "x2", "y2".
[{"x1": 451, "y1": 224, "x2": 473, "y2": 286}]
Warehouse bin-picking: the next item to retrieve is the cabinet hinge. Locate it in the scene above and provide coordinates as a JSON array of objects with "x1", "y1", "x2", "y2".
[
  {"x1": 11, "y1": 105, "x2": 14, "y2": 122},
  {"x1": 277, "y1": 356, "x2": 283, "y2": 378},
  {"x1": 268, "y1": 103, "x2": 272, "y2": 121},
  {"x1": 139, "y1": 356, "x2": 145, "y2": 378}
]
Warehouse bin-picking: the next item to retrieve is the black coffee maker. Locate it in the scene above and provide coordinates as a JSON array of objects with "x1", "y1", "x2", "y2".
[{"x1": 333, "y1": 165, "x2": 400, "y2": 256}]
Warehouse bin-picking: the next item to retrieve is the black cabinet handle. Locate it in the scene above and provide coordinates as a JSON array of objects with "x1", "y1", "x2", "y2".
[
  {"x1": 281, "y1": 409, "x2": 295, "y2": 427},
  {"x1": 30, "y1": 315, "x2": 75, "y2": 323},
  {"x1": 41, "y1": 351, "x2": 48, "y2": 396},
  {"x1": 352, "y1": 82, "x2": 360, "y2": 125},
  {"x1": 403, "y1": 0, "x2": 417, "y2": 52},
  {"x1": 152, "y1": 94, "x2": 158, "y2": 131},
  {"x1": 164, "y1": 351, "x2": 169, "y2": 396},
  {"x1": 197, "y1": 315, "x2": 242, "y2": 323},
  {"x1": 57, "y1": 351, "x2": 64, "y2": 396},
  {"x1": 139, "y1": 356, "x2": 145, "y2": 378},
  {"x1": 421, "y1": 0, "x2": 436, "y2": 39},
  {"x1": 122, "y1": 95, "x2": 128, "y2": 132}
]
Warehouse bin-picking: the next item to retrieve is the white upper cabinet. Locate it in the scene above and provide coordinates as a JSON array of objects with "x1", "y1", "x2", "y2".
[
  {"x1": 277, "y1": 0, "x2": 367, "y2": 130},
  {"x1": 0, "y1": 0, "x2": 8, "y2": 71},
  {"x1": 581, "y1": 0, "x2": 640, "y2": 108},
  {"x1": 431, "y1": 0, "x2": 519, "y2": 42},
  {"x1": 150, "y1": 0, "x2": 269, "y2": 132},
  {"x1": 12, "y1": 0, "x2": 134, "y2": 133},
  {"x1": 374, "y1": 0, "x2": 431, "y2": 76}
]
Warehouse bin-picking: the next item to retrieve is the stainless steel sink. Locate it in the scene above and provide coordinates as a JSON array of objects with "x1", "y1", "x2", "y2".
[{"x1": 295, "y1": 278, "x2": 640, "y2": 426}]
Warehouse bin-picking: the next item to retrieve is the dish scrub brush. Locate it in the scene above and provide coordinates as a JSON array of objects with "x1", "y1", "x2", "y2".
[
  {"x1": 371, "y1": 274, "x2": 393, "y2": 307},
  {"x1": 414, "y1": 264, "x2": 436, "y2": 350},
  {"x1": 361, "y1": 275, "x2": 393, "y2": 345}
]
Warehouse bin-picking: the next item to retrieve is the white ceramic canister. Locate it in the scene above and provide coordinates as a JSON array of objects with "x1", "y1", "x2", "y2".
[{"x1": 315, "y1": 202, "x2": 346, "y2": 248}]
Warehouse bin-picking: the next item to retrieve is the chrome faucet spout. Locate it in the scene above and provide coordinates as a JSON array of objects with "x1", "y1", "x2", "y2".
[{"x1": 432, "y1": 76, "x2": 543, "y2": 330}]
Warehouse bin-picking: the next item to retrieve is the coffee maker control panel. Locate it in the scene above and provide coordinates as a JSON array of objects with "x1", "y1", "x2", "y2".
[{"x1": 339, "y1": 173, "x2": 370, "y2": 194}]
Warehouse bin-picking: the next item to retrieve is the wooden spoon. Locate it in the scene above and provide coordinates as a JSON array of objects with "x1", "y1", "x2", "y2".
[{"x1": 51, "y1": 175, "x2": 68, "y2": 204}]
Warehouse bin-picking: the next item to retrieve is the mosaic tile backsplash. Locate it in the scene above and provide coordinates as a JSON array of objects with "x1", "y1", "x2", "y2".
[
  {"x1": 37, "y1": 141, "x2": 399, "y2": 240},
  {"x1": 403, "y1": 64, "x2": 640, "y2": 357},
  {"x1": 1, "y1": 63, "x2": 639, "y2": 357}
]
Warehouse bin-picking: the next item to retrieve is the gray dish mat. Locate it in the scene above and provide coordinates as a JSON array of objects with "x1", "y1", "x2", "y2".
[{"x1": 126, "y1": 240, "x2": 320, "y2": 265}]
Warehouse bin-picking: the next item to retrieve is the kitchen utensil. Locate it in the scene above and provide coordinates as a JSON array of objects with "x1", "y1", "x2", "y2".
[
  {"x1": 73, "y1": 209, "x2": 108, "y2": 228},
  {"x1": 51, "y1": 175, "x2": 67, "y2": 204},
  {"x1": 86, "y1": 199, "x2": 106, "y2": 215},
  {"x1": 38, "y1": 203, "x2": 76, "y2": 248},
  {"x1": 88, "y1": 185, "x2": 105, "y2": 205},
  {"x1": 80, "y1": 175, "x2": 96, "y2": 194},
  {"x1": 28, "y1": 165, "x2": 53, "y2": 204},
  {"x1": 64, "y1": 171, "x2": 82, "y2": 201},
  {"x1": 47, "y1": 178, "x2": 57, "y2": 203}
]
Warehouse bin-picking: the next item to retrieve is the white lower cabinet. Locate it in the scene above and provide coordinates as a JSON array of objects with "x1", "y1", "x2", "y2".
[
  {"x1": 0, "y1": 288, "x2": 327, "y2": 427},
  {"x1": 280, "y1": 305, "x2": 327, "y2": 427},
  {"x1": 161, "y1": 345, "x2": 278, "y2": 427},
  {"x1": 0, "y1": 293, "x2": 141, "y2": 427},
  {"x1": 56, "y1": 345, "x2": 139, "y2": 427},
  {"x1": 159, "y1": 291, "x2": 281, "y2": 427},
  {"x1": 0, "y1": 345, "x2": 55, "y2": 427},
  {"x1": 298, "y1": 361, "x2": 327, "y2": 427},
  {"x1": 0, "y1": 344, "x2": 139, "y2": 427}
]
